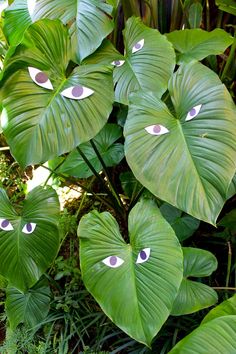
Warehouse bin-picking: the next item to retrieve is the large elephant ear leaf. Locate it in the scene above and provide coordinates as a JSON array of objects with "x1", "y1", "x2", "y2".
[
  {"x1": 78, "y1": 199, "x2": 183, "y2": 347},
  {"x1": 166, "y1": 28, "x2": 233, "y2": 64},
  {"x1": 0, "y1": 186, "x2": 60, "y2": 291},
  {"x1": 1, "y1": 19, "x2": 114, "y2": 167},
  {"x1": 32, "y1": 0, "x2": 114, "y2": 62},
  {"x1": 6, "y1": 278, "x2": 51, "y2": 330},
  {"x1": 169, "y1": 316, "x2": 236, "y2": 354},
  {"x1": 124, "y1": 61, "x2": 236, "y2": 224},
  {"x1": 171, "y1": 247, "x2": 218, "y2": 315},
  {"x1": 114, "y1": 16, "x2": 175, "y2": 105}
]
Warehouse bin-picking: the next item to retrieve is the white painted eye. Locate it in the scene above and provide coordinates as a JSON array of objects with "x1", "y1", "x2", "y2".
[
  {"x1": 111, "y1": 60, "x2": 125, "y2": 67},
  {"x1": 28, "y1": 67, "x2": 53, "y2": 90},
  {"x1": 185, "y1": 104, "x2": 202, "y2": 121},
  {"x1": 61, "y1": 85, "x2": 94, "y2": 100},
  {"x1": 22, "y1": 222, "x2": 36, "y2": 234},
  {"x1": 145, "y1": 124, "x2": 169, "y2": 135},
  {"x1": 136, "y1": 248, "x2": 151, "y2": 264},
  {"x1": 132, "y1": 39, "x2": 144, "y2": 53},
  {"x1": 0, "y1": 218, "x2": 14, "y2": 231},
  {"x1": 102, "y1": 256, "x2": 124, "y2": 268}
]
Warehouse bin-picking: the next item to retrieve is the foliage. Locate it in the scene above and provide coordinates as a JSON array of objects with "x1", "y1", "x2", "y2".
[{"x1": 0, "y1": 0, "x2": 235, "y2": 352}]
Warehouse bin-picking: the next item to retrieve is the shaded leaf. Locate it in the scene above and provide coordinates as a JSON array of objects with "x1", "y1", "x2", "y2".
[
  {"x1": 169, "y1": 316, "x2": 236, "y2": 353},
  {"x1": 166, "y1": 28, "x2": 233, "y2": 64},
  {"x1": 32, "y1": 0, "x2": 114, "y2": 61},
  {"x1": 124, "y1": 62, "x2": 236, "y2": 224},
  {"x1": 171, "y1": 247, "x2": 218, "y2": 315},
  {"x1": 6, "y1": 278, "x2": 51, "y2": 329},
  {"x1": 120, "y1": 171, "x2": 143, "y2": 200},
  {"x1": 57, "y1": 124, "x2": 124, "y2": 178},
  {"x1": 0, "y1": 186, "x2": 60, "y2": 291},
  {"x1": 188, "y1": 2, "x2": 203, "y2": 29},
  {"x1": 78, "y1": 199, "x2": 183, "y2": 347},
  {"x1": 216, "y1": 0, "x2": 236, "y2": 15}
]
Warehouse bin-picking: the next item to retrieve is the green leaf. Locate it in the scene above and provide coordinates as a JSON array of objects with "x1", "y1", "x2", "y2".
[
  {"x1": 124, "y1": 62, "x2": 236, "y2": 224},
  {"x1": 169, "y1": 316, "x2": 236, "y2": 353},
  {"x1": 188, "y1": 2, "x2": 203, "y2": 29},
  {"x1": 218, "y1": 209, "x2": 236, "y2": 233},
  {"x1": 78, "y1": 199, "x2": 183, "y2": 347},
  {"x1": 57, "y1": 124, "x2": 124, "y2": 178},
  {"x1": 216, "y1": 0, "x2": 236, "y2": 15},
  {"x1": 171, "y1": 247, "x2": 218, "y2": 315},
  {"x1": 114, "y1": 16, "x2": 175, "y2": 104},
  {"x1": 202, "y1": 294, "x2": 236, "y2": 324},
  {"x1": 6, "y1": 278, "x2": 51, "y2": 330},
  {"x1": 119, "y1": 171, "x2": 143, "y2": 200},
  {"x1": 227, "y1": 173, "x2": 236, "y2": 199},
  {"x1": 166, "y1": 28, "x2": 233, "y2": 64},
  {"x1": 3, "y1": 0, "x2": 32, "y2": 46},
  {"x1": 0, "y1": 186, "x2": 60, "y2": 291},
  {"x1": 32, "y1": 0, "x2": 114, "y2": 61},
  {"x1": 2, "y1": 19, "x2": 114, "y2": 167},
  {"x1": 160, "y1": 203, "x2": 200, "y2": 242}
]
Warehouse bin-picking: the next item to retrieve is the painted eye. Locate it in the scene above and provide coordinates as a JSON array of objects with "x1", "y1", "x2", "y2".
[
  {"x1": 102, "y1": 256, "x2": 124, "y2": 268},
  {"x1": 111, "y1": 60, "x2": 125, "y2": 67},
  {"x1": 22, "y1": 223, "x2": 36, "y2": 234},
  {"x1": 28, "y1": 67, "x2": 53, "y2": 90},
  {"x1": 132, "y1": 39, "x2": 144, "y2": 53},
  {"x1": 185, "y1": 104, "x2": 202, "y2": 121},
  {"x1": 61, "y1": 85, "x2": 94, "y2": 100},
  {"x1": 0, "y1": 218, "x2": 14, "y2": 231},
  {"x1": 145, "y1": 124, "x2": 169, "y2": 136},
  {"x1": 136, "y1": 248, "x2": 151, "y2": 264}
]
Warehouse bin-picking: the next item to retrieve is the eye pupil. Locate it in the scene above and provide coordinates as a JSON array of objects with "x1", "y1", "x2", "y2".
[
  {"x1": 140, "y1": 250, "x2": 147, "y2": 260},
  {"x1": 109, "y1": 256, "x2": 117, "y2": 266},
  {"x1": 189, "y1": 108, "x2": 196, "y2": 117},
  {"x1": 26, "y1": 223, "x2": 32, "y2": 232},
  {"x1": 114, "y1": 60, "x2": 121, "y2": 66},
  {"x1": 153, "y1": 125, "x2": 161, "y2": 133},
  {"x1": 134, "y1": 42, "x2": 142, "y2": 49},
  {"x1": 1, "y1": 219, "x2": 9, "y2": 228},
  {"x1": 72, "y1": 86, "x2": 84, "y2": 98},
  {"x1": 35, "y1": 72, "x2": 48, "y2": 84}
]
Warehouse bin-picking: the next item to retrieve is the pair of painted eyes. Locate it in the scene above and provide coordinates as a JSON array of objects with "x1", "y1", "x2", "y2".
[
  {"x1": 28, "y1": 67, "x2": 94, "y2": 100},
  {"x1": 102, "y1": 247, "x2": 150, "y2": 268},
  {"x1": 145, "y1": 104, "x2": 202, "y2": 136},
  {"x1": 0, "y1": 219, "x2": 36, "y2": 234},
  {"x1": 111, "y1": 39, "x2": 145, "y2": 67}
]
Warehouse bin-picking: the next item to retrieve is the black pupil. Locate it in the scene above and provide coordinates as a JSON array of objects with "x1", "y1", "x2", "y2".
[
  {"x1": 26, "y1": 223, "x2": 32, "y2": 232},
  {"x1": 140, "y1": 250, "x2": 147, "y2": 260},
  {"x1": 1, "y1": 219, "x2": 9, "y2": 228}
]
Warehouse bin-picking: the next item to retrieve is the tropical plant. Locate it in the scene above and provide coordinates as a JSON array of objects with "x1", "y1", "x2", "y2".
[{"x1": 0, "y1": 0, "x2": 235, "y2": 352}]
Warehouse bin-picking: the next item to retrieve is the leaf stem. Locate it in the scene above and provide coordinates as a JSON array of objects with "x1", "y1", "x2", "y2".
[{"x1": 221, "y1": 31, "x2": 236, "y2": 82}]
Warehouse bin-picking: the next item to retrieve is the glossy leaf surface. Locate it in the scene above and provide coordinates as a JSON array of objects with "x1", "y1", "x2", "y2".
[
  {"x1": 202, "y1": 294, "x2": 236, "y2": 324},
  {"x1": 124, "y1": 62, "x2": 236, "y2": 224},
  {"x1": 171, "y1": 247, "x2": 218, "y2": 315},
  {"x1": 0, "y1": 186, "x2": 60, "y2": 291},
  {"x1": 2, "y1": 20, "x2": 114, "y2": 167},
  {"x1": 57, "y1": 124, "x2": 124, "y2": 178},
  {"x1": 78, "y1": 199, "x2": 183, "y2": 346},
  {"x1": 32, "y1": 0, "x2": 114, "y2": 61},
  {"x1": 113, "y1": 17, "x2": 175, "y2": 104},
  {"x1": 6, "y1": 278, "x2": 51, "y2": 329},
  {"x1": 169, "y1": 316, "x2": 236, "y2": 353},
  {"x1": 166, "y1": 28, "x2": 233, "y2": 64}
]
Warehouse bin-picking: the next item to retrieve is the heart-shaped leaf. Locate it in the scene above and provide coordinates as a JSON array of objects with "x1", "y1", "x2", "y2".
[
  {"x1": 124, "y1": 61, "x2": 236, "y2": 224},
  {"x1": 78, "y1": 199, "x2": 183, "y2": 347},
  {"x1": 160, "y1": 203, "x2": 200, "y2": 242},
  {"x1": 113, "y1": 16, "x2": 175, "y2": 105},
  {"x1": 32, "y1": 0, "x2": 114, "y2": 61},
  {"x1": 169, "y1": 316, "x2": 236, "y2": 353},
  {"x1": 0, "y1": 186, "x2": 60, "y2": 291},
  {"x1": 171, "y1": 247, "x2": 218, "y2": 315},
  {"x1": 6, "y1": 278, "x2": 51, "y2": 330},
  {"x1": 166, "y1": 28, "x2": 233, "y2": 64},
  {"x1": 202, "y1": 294, "x2": 236, "y2": 324},
  {"x1": 56, "y1": 124, "x2": 124, "y2": 178},
  {"x1": 1, "y1": 19, "x2": 114, "y2": 167}
]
